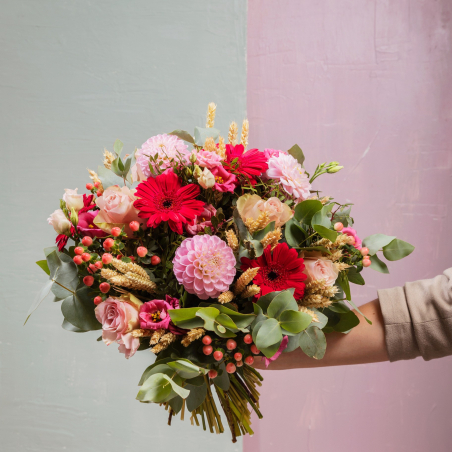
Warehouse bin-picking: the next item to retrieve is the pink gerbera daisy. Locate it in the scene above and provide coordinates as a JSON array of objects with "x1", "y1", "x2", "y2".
[{"x1": 133, "y1": 170, "x2": 205, "y2": 234}]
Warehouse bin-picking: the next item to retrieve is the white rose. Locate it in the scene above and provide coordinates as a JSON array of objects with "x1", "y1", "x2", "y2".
[
  {"x1": 197, "y1": 167, "x2": 215, "y2": 189},
  {"x1": 63, "y1": 188, "x2": 84, "y2": 211},
  {"x1": 303, "y1": 256, "x2": 339, "y2": 287},
  {"x1": 47, "y1": 209, "x2": 71, "y2": 234}
]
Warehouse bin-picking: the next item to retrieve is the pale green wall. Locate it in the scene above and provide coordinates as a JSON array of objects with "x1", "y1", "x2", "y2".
[{"x1": 0, "y1": 1, "x2": 246, "y2": 451}]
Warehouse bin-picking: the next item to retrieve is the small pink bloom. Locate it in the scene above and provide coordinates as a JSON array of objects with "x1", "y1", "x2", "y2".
[
  {"x1": 118, "y1": 333, "x2": 140, "y2": 359},
  {"x1": 196, "y1": 150, "x2": 223, "y2": 169},
  {"x1": 139, "y1": 298, "x2": 171, "y2": 330},
  {"x1": 185, "y1": 204, "x2": 217, "y2": 235},
  {"x1": 48, "y1": 209, "x2": 71, "y2": 234},
  {"x1": 63, "y1": 188, "x2": 84, "y2": 211},
  {"x1": 263, "y1": 336, "x2": 289, "y2": 368},
  {"x1": 341, "y1": 227, "x2": 362, "y2": 250},
  {"x1": 77, "y1": 211, "x2": 108, "y2": 238},
  {"x1": 263, "y1": 148, "x2": 287, "y2": 160},
  {"x1": 95, "y1": 297, "x2": 140, "y2": 345},
  {"x1": 211, "y1": 165, "x2": 237, "y2": 192},
  {"x1": 303, "y1": 255, "x2": 339, "y2": 287}
]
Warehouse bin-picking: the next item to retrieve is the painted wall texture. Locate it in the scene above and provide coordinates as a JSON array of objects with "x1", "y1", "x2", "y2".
[
  {"x1": 245, "y1": 1, "x2": 452, "y2": 451},
  {"x1": 0, "y1": 1, "x2": 246, "y2": 451}
]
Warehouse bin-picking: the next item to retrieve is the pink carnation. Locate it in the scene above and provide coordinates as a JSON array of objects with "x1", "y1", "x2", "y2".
[
  {"x1": 196, "y1": 150, "x2": 223, "y2": 169},
  {"x1": 173, "y1": 235, "x2": 236, "y2": 300},
  {"x1": 185, "y1": 204, "x2": 216, "y2": 235},
  {"x1": 341, "y1": 227, "x2": 362, "y2": 250},
  {"x1": 266, "y1": 153, "x2": 311, "y2": 202},
  {"x1": 211, "y1": 165, "x2": 237, "y2": 192},
  {"x1": 136, "y1": 134, "x2": 190, "y2": 178}
]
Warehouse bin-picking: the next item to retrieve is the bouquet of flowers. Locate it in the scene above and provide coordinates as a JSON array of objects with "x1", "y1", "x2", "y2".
[{"x1": 28, "y1": 104, "x2": 414, "y2": 442}]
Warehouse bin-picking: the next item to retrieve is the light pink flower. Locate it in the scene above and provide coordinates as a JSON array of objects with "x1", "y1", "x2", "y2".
[
  {"x1": 263, "y1": 336, "x2": 289, "y2": 368},
  {"x1": 130, "y1": 163, "x2": 147, "y2": 183},
  {"x1": 47, "y1": 209, "x2": 71, "y2": 234},
  {"x1": 173, "y1": 235, "x2": 236, "y2": 300},
  {"x1": 185, "y1": 204, "x2": 216, "y2": 235},
  {"x1": 263, "y1": 148, "x2": 287, "y2": 160},
  {"x1": 341, "y1": 227, "x2": 362, "y2": 250},
  {"x1": 196, "y1": 150, "x2": 223, "y2": 169},
  {"x1": 139, "y1": 299, "x2": 171, "y2": 330},
  {"x1": 197, "y1": 167, "x2": 215, "y2": 189},
  {"x1": 266, "y1": 153, "x2": 311, "y2": 202},
  {"x1": 95, "y1": 297, "x2": 140, "y2": 345},
  {"x1": 63, "y1": 188, "x2": 84, "y2": 211},
  {"x1": 136, "y1": 134, "x2": 190, "y2": 178},
  {"x1": 303, "y1": 255, "x2": 339, "y2": 287},
  {"x1": 118, "y1": 333, "x2": 140, "y2": 359},
  {"x1": 94, "y1": 185, "x2": 142, "y2": 236},
  {"x1": 211, "y1": 165, "x2": 237, "y2": 192},
  {"x1": 237, "y1": 194, "x2": 293, "y2": 228}
]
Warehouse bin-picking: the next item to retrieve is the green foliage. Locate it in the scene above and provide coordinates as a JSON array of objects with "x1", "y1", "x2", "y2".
[
  {"x1": 284, "y1": 217, "x2": 306, "y2": 247},
  {"x1": 113, "y1": 139, "x2": 123, "y2": 156},
  {"x1": 299, "y1": 326, "x2": 326, "y2": 359},
  {"x1": 383, "y1": 239, "x2": 415, "y2": 261},
  {"x1": 194, "y1": 126, "x2": 220, "y2": 146},
  {"x1": 166, "y1": 359, "x2": 208, "y2": 379},
  {"x1": 36, "y1": 260, "x2": 50, "y2": 275},
  {"x1": 185, "y1": 382, "x2": 207, "y2": 412},
  {"x1": 332, "y1": 310, "x2": 360, "y2": 333},
  {"x1": 362, "y1": 234, "x2": 396, "y2": 256},
  {"x1": 347, "y1": 266, "x2": 365, "y2": 285},
  {"x1": 279, "y1": 310, "x2": 312, "y2": 333},
  {"x1": 336, "y1": 271, "x2": 351, "y2": 300},
  {"x1": 311, "y1": 205, "x2": 332, "y2": 228},
  {"x1": 312, "y1": 224, "x2": 338, "y2": 243},
  {"x1": 267, "y1": 291, "x2": 298, "y2": 319},
  {"x1": 212, "y1": 362, "x2": 230, "y2": 391},
  {"x1": 369, "y1": 254, "x2": 389, "y2": 273},
  {"x1": 168, "y1": 129, "x2": 195, "y2": 144},
  {"x1": 294, "y1": 199, "x2": 323, "y2": 225},
  {"x1": 255, "y1": 318, "x2": 282, "y2": 349},
  {"x1": 97, "y1": 165, "x2": 126, "y2": 189},
  {"x1": 287, "y1": 144, "x2": 305, "y2": 166}
]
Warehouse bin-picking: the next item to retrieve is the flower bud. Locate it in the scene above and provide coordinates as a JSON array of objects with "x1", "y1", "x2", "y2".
[
  {"x1": 328, "y1": 165, "x2": 344, "y2": 174},
  {"x1": 70, "y1": 207, "x2": 79, "y2": 227},
  {"x1": 185, "y1": 167, "x2": 193, "y2": 176},
  {"x1": 189, "y1": 152, "x2": 197, "y2": 163},
  {"x1": 193, "y1": 165, "x2": 203, "y2": 179}
]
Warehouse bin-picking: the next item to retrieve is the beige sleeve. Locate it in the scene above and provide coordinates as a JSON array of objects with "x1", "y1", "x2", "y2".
[{"x1": 378, "y1": 268, "x2": 452, "y2": 362}]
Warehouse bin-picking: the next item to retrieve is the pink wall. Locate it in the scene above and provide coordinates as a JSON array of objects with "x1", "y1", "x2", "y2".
[{"x1": 245, "y1": 1, "x2": 452, "y2": 451}]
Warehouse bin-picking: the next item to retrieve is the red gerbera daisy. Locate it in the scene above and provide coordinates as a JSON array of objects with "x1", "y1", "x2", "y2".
[
  {"x1": 133, "y1": 170, "x2": 205, "y2": 234},
  {"x1": 241, "y1": 242, "x2": 307, "y2": 300},
  {"x1": 224, "y1": 144, "x2": 268, "y2": 184}
]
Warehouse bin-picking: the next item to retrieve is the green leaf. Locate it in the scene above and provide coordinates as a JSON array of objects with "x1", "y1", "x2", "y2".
[
  {"x1": 61, "y1": 285, "x2": 102, "y2": 331},
  {"x1": 163, "y1": 374, "x2": 190, "y2": 399},
  {"x1": 216, "y1": 313, "x2": 239, "y2": 332},
  {"x1": 233, "y1": 208, "x2": 251, "y2": 242},
  {"x1": 168, "y1": 129, "x2": 195, "y2": 144},
  {"x1": 327, "y1": 301, "x2": 351, "y2": 314},
  {"x1": 168, "y1": 307, "x2": 204, "y2": 329},
  {"x1": 336, "y1": 271, "x2": 351, "y2": 301},
  {"x1": 212, "y1": 362, "x2": 230, "y2": 391},
  {"x1": 284, "y1": 333, "x2": 303, "y2": 353},
  {"x1": 186, "y1": 375, "x2": 205, "y2": 386},
  {"x1": 310, "y1": 308, "x2": 329, "y2": 329},
  {"x1": 194, "y1": 126, "x2": 220, "y2": 146},
  {"x1": 251, "y1": 320, "x2": 265, "y2": 344},
  {"x1": 279, "y1": 310, "x2": 312, "y2": 333},
  {"x1": 166, "y1": 359, "x2": 208, "y2": 379},
  {"x1": 61, "y1": 318, "x2": 87, "y2": 333},
  {"x1": 253, "y1": 221, "x2": 276, "y2": 241},
  {"x1": 24, "y1": 279, "x2": 53, "y2": 325},
  {"x1": 345, "y1": 298, "x2": 372, "y2": 325},
  {"x1": 312, "y1": 224, "x2": 338, "y2": 243},
  {"x1": 138, "y1": 358, "x2": 175, "y2": 385},
  {"x1": 252, "y1": 303, "x2": 266, "y2": 328},
  {"x1": 297, "y1": 246, "x2": 331, "y2": 254},
  {"x1": 210, "y1": 304, "x2": 255, "y2": 329},
  {"x1": 250, "y1": 239, "x2": 264, "y2": 257},
  {"x1": 284, "y1": 218, "x2": 306, "y2": 247},
  {"x1": 311, "y1": 206, "x2": 332, "y2": 228},
  {"x1": 113, "y1": 139, "x2": 123, "y2": 156},
  {"x1": 369, "y1": 254, "x2": 389, "y2": 274},
  {"x1": 185, "y1": 382, "x2": 207, "y2": 412},
  {"x1": 136, "y1": 373, "x2": 172, "y2": 403},
  {"x1": 260, "y1": 340, "x2": 282, "y2": 358},
  {"x1": 294, "y1": 200, "x2": 323, "y2": 225},
  {"x1": 51, "y1": 258, "x2": 79, "y2": 299},
  {"x1": 347, "y1": 267, "x2": 365, "y2": 285},
  {"x1": 213, "y1": 323, "x2": 236, "y2": 338},
  {"x1": 196, "y1": 307, "x2": 220, "y2": 330},
  {"x1": 168, "y1": 396, "x2": 183, "y2": 414},
  {"x1": 267, "y1": 290, "x2": 298, "y2": 319},
  {"x1": 97, "y1": 165, "x2": 126, "y2": 189},
  {"x1": 287, "y1": 144, "x2": 305, "y2": 166},
  {"x1": 255, "y1": 318, "x2": 282, "y2": 349},
  {"x1": 299, "y1": 326, "x2": 326, "y2": 359},
  {"x1": 256, "y1": 290, "x2": 284, "y2": 314},
  {"x1": 333, "y1": 311, "x2": 360, "y2": 333},
  {"x1": 362, "y1": 234, "x2": 396, "y2": 256},
  {"x1": 36, "y1": 260, "x2": 50, "y2": 275},
  {"x1": 382, "y1": 239, "x2": 415, "y2": 261}
]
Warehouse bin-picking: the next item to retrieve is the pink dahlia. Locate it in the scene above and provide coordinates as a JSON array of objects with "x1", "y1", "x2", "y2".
[
  {"x1": 173, "y1": 235, "x2": 236, "y2": 300},
  {"x1": 196, "y1": 150, "x2": 223, "y2": 169},
  {"x1": 266, "y1": 153, "x2": 311, "y2": 202},
  {"x1": 136, "y1": 134, "x2": 190, "y2": 178}
]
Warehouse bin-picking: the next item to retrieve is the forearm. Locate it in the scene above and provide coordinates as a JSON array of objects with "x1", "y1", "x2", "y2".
[{"x1": 254, "y1": 299, "x2": 389, "y2": 370}]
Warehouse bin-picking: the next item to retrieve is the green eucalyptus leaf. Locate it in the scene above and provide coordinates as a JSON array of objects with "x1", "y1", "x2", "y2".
[
  {"x1": 185, "y1": 382, "x2": 207, "y2": 412},
  {"x1": 347, "y1": 266, "x2": 365, "y2": 285},
  {"x1": 210, "y1": 304, "x2": 255, "y2": 329},
  {"x1": 257, "y1": 289, "x2": 293, "y2": 314},
  {"x1": 312, "y1": 224, "x2": 337, "y2": 243},
  {"x1": 167, "y1": 359, "x2": 208, "y2": 379},
  {"x1": 97, "y1": 165, "x2": 126, "y2": 189},
  {"x1": 168, "y1": 396, "x2": 184, "y2": 414},
  {"x1": 345, "y1": 299, "x2": 372, "y2": 325},
  {"x1": 136, "y1": 373, "x2": 172, "y2": 403},
  {"x1": 168, "y1": 129, "x2": 195, "y2": 144},
  {"x1": 212, "y1": 362, "x2": 230, "y2": 391},
  {"x1": 253, "y1": 221, "x2": 276, "y2": 241},
  {"x1": 163, "y1": 374, "x2": 190, "y2": 399},
  {"x1": 382, "y1": 239, "x2": 415, "y2": 261},
  {"x1": 284, "y1": 217, "x2": 306, "y2": 247},
  {"x1": 312, "y1": 206, "x2": 332, "y2": 228},
  {"x1": 113, "y1": 139, "x2": 123, "y2": 156},
  {"x1": 362, "y1": 234, "x2": 396, "y2": 256},
  {"x1": 252, "y1": 303, "x2": 266, "y2": 328},
  {"x1": 36, "y1": 260, "x2": 50, "y2": 275},
  {"x1": 267, "y1": 290, "x2": 298, "y2": 319},
  {"x1": 279, "y1": 310, "x2": 312, "y2": 333},
  {"x1": 138, "y1": 358, "x2": 175, "y2": 385},
  {"x1": 260, "y1": 340, "x2": 282, "y2": 358},
  {"x1": 333, "y1": 311, "x2": 360, "y2": 333},
  {"x1": 216, "y1": 313, "x2": 239, "y2": 332},
  {"x1": 327, "y1": 301, "x2": 351, "y2": 314},
  {"x1": 196, "y1": 307, "x2": 220, "y2": 330},
  {"x1": 294, "y1": 200, "x2": 323, "y2": 225},
  {"x1": 61, "y1": 318, "x2": 87, "y2": 333},
  {"x1": 287, "y1": 144, "x2": 305, "y2": 166},
  {"x1": 168, "y1": 308, "x2": 204, "y2": 329},
  {"x1": 194, "y1": 126, "x2": 220, "y2": 146},
  {"x1": 213, "y1": 323, "x2": 236, "y2": 338},
  {"x1": 310, "y1": 308, "x2": 329, "y2": 329},
  {"x1": 299, "y1": 326, "x2": 326, "y2": 359},
  {"x1": 369, "y1": 254, "x2": 389, "y2": 274},
  {"x1": 186, "y1": 375, "x2": 205, "y2": 386},
  {"x1": 255, "y1": 318, "x2": 282, "y2": 349},
  {"x1": 24, "y1": 279, "x2": 53, "y2": 325},
  {"x1": 336, "y1": 271, "x2": 351, "y2": 301},
  {"x1": 284, "y1": 333, "x2": 303, "y2": 353},
  {"x1": 251, "y1": 320, "x2": 265, "y2": 344}
]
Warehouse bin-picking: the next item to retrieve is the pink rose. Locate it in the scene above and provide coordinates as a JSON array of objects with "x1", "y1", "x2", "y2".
[
  {"x1": 237, "y1": 194, "x2": 293, "y2": 228},
  {"x1": 341, "y1": 227, "x2": 362, "y2": 250},
  {"x1": 117, "y1": 332, "x2": 140, "y2": 359},
  {"x1": 196, "y1": 150, "x2": 223, "y2": 169},
  {"x1": 48, "y1": 209, "x2": 71, "y2": 234},
  {"x1": 94, "y1": 185, "x2": 143, "y2": 236},
  {"x1": 211, "y1": 165, "x2": 237, "y2": 193},
  {"x1": 303, "y1": 255, "x2": 339, "y2": 287},
  {"x1": 63, "y1": 188, "x2": 84, "y2": 212},
  {"x1": 139, "y1": 295, "x2": 180, "y2": 330},
  {"x1": 185, "y1": 204, "x2": 216, "y2": 235},
  {"x1": 95, "y1": 297, "x2": 140, "y2": 345}
]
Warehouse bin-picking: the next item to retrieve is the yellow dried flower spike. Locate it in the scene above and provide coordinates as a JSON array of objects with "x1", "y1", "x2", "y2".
[
  {"x1": 226, "y1": 229, "x2": 239, "y2": 252},
  {"x1": 228, "y1": 121, "x2": 238, "y2": 146},
  {"x1": 206, "y1": 102, "x2": 216, "y2": 128},
  {"x1": 234, "y1": 267, "x2": 260, "y2": 295},
  {"x1": 218, "y1": 291, "x2": 234, "y2": 304},
  {"x1": 240, "y1": 119, "x2": 249, "y2": 150}
]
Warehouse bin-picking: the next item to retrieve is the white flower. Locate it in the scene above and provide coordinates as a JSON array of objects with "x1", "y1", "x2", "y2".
[
  {"x1": 63, "y1": 188, "x2": 84, "y2": 211},
  {"x1": 47, "y1": 209, "x2": 71, "y2": 234},
  {"x1": 197, "y1": 167, "x2": 215, "y2": 189},
  {"x1": 266, "y1": 154, "x2": 311, "y2": 202}
]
